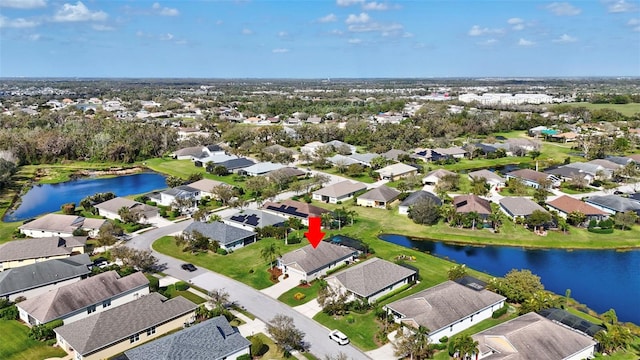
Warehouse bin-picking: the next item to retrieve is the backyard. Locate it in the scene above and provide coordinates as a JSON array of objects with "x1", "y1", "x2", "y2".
[{"x1": 0, "y1": 319, "x2": 67, "y2": 360}]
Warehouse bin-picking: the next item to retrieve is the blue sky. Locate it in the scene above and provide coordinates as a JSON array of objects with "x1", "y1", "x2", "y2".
[{"x1": 0, "y1": 0, "x2": 639, "y2": 78}]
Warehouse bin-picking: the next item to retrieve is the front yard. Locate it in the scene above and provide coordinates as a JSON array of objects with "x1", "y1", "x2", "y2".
[
  {"x1": 278, "y1": 280, "x2": 323, "y2": 307},
  {"x1": 0, "y1": 319, "x2": 67, "y2": 360}
]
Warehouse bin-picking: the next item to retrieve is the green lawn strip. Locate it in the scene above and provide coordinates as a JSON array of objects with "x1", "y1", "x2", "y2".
[
  {"x1": 318, "y1": 166, "x2": 376, "y2": 183},
  {"x1": 565, "y1": 307, "x2": 605, "y2": 325},
  {"x1": 0, "y1": 319, "x2": 67, "y2": 360},
  {"x1": 440, "y1": 157, "x2": 530, "y2": 172},
  {"x1": 277, "y1": 281, "x2": 322, "y2": 307},
  {"x1": 144, "y1": 158, "x2": 247, "y2": 188},
  {"x1": 498, "y1": 187, "x2": 536, "y2": 196},
  {"x1": 153, "y1": 236, "x2": 307, "y2": 289},
  {"x1": 162, "y1": 284, "x2": 207, "y2": 304},
  {"x1": 568, "y1": 102, "x2": 640, "y2": 117},
  {"x1": 313, "y1": 311, "x2": 380, "y2": 351},
  {"x1": 250, "y1": 333, "x2": 297, "y2": 360},
  {"x1": 559, "y1": 183, "x2": 596, "y2": 195}
]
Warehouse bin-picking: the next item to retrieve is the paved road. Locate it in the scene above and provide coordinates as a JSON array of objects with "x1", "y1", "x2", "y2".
[{"x1": 125, "y1": 222, "x2": 370, "y2": 360}]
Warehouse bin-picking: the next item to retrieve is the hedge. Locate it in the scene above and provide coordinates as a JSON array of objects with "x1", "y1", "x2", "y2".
[
  {"x1": 492, "y1": 303, "x2": 509, "y2": 319},
  {"x1": 587, "y1": 227, "x2": 614, "y2": 234}
]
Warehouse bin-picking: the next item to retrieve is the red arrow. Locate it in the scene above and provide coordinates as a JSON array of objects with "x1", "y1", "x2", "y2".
[{"x1": 304, "y1": 217, "x2": 325, "y2": 249}]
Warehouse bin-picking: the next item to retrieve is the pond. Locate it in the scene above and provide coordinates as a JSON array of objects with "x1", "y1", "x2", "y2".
[
  {"x1": 4, "y1": 172, "x2": 168, "y2": 222},
  {"x1": 380, "y1": 234, "x2": 640, "y2": 325}
]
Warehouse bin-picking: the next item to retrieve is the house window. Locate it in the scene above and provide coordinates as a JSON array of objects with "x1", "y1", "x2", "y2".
[
  {"x1": 87, "y1": 305, "x2": 96, "y2": 314},
  {"x1": 470, "y1": 315, "x2": 474, "y2": 322},
  {"x1": 450, "y1": 325, "x2": 453, "y2": 332},
  {"x1": 146, "y1": 326, "x2": 156, "y2": 336},
  {"x1": 129, "y1": 333, "x2": 140, "y2": 343},
  {"x1": 102, "y1": 299, "x2": 111, "y2": 308}
]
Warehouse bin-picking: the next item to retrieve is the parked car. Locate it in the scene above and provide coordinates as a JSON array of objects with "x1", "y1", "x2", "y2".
[
  {"x1": 329, "y1": 330, "x2": 349, "y2": 345},
  {"x1": 181, "y1": 263, "x2": 197, "y2": 272}
]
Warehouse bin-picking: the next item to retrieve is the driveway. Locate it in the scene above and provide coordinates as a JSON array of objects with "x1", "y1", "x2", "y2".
[
  {"x1": 365, "y1": 330, "x2": 398, "y2": 360},
  {"x1": 294, "y1": 300, "x2": 323, "y2": 319},
  {"x1": 260, "y1": 272, "x2": 305, "y2": 299}
]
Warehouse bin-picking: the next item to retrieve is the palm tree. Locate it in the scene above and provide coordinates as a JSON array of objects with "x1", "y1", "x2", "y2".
[
  {"x1": 488, "y1": 203, "x2": 504, "y2": 231},
  {"x1": 452, "y1": 334, "x2": 479, "y2": 360},
  {"x1": 466, "y1": 211, "x2": 481, "y2": 230},
  {"x1": 440, "y1": 203, "x2": 456, "y2": 224},
  {"x1": 347, "y1": 209, "x2": 358, "y2": 226},
  {"x1": 321, "y1": 212, "x2": 333, "y2": 229},
  {"x1": 261, "y1": 242, "x2": 281, "y2": 270},
  {"x1": 208, "y1": 288, "x2": 230, "y2": 311}
]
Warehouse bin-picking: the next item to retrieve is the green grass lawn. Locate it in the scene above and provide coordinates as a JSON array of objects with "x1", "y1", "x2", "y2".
[
  {"x1": 144, "y1": 158, "x2": 248, "y2": 188},
  {"x1": 278, "y1": 280, "x2": 322, "y2": 307},
  {"x1": 162, "y1": 284, "x2": 207, "y2": 304},
  {"x1": 569, "y1": 102, "x2": 640, "y2": 117},
  {"x1": 320, "y1": 167, "x2": 376, "y2": 183},
  {"x1": 0, "y1": 319, "x2": 67, "y2": 360},
  {"x1": 560, "y1": 183, "x2": 596, "y2": 195},
  {"x1": 249, "y1": 333, "x2": 297, "y2": 360},
  {"x1": 314, "y1": 311, "x2": 380, "y2": 351},
  {"x1": 153, "y1": 236, "x2": 307, "y2": 289}
]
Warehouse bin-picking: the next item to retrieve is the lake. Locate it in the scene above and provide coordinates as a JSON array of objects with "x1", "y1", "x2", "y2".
[
  {"x1": 4, "y1": 172, "x2": 168, "y2": 222},
  {"x1": 380, "y1": 234, "x2": 640, "y2": 325}
]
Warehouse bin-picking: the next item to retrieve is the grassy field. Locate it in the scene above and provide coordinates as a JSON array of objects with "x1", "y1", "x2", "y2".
[
  {"x1": 569, "y1": 102, "x2": 640, "y2": 117},
  {"x1": 249, "y1": 333, "x2": 298, "y2": 360},
  {"x1": 144, "y1": 158, "x2": 248, "y2": 188},
  {"x1": 0, "y1": 319, "x2": 67, "y2": 360},
  {"x1": 314, "y1": 311, "x2": 380, "y2": 351},
  {"x1": 162, "y1": 284, "x2": 207, "y2": 304},
  {"x1": 153, "y1": 236, "x2": 307, "y2": 289},
  {"x1": 278, "y1": 280, "x2": 323, "y2": 307}
]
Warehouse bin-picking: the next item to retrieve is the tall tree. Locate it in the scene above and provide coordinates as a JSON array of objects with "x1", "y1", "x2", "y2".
[
  {"x1": 451, "y1": 334, "x2": 479, "y2": 360},
  {"x1": 261, "y1": 242, "x2": 281, "y2": 270},
  {"x1": 266, "y1": 314, "x2": 306, "y2": 354},
  {"x1": 393, "y1": 326, "x2": 433, "y2": 360}
]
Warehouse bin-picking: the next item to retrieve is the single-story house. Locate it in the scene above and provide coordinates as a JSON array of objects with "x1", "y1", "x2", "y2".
[
  {"x1": 186, "y1": 179, "x2": 227, "y2": 198},
  {"x1": 547, "y1": 195, "x2": 609, "y2": 221},
  {"x1": 94, "y1": 197, "x2": 158, "y2": 223},
  {"x1": 240, "y1": 162, "x2": 286, "y2": 176},
  {"x1": 0, "y1": 236, "x2": 86, "y2": 271},
  {"x1": 605, "y1": 156, "x2": 635, "y2": 166},
  {"x1": 467, "y1": 170, "x2": 505, "y2": 188},
  {"x1": 551, "y1": 131, "x2": 579, "y2": 142},
  {"x1": 585, "y1": 195, "x2": 640, "y2": 216},
  {"x1": 385, "y1": 279, "x2": 506, "y2": 344},
  {"x1": 398, "y1": 191, "x2": 441, "y2": 215},
  {"x1": 193, "y1": 154, "x2": 238, "y2": 168},
  {"x1": 422, "y1": 169, "x2": 456, "y2": 185},
  {"x1": 348, "y1": 153, "x2": 379, "y2": 167},
  {"x1": 472, "y1": 312, "x2": 597, "y2": 360},
  {"x1": 17, "y1": 271, "x2": 149, "y2": 326},
  {"x1": 587, "y1": 158, "x2": 622, "y2": 171},
  {"x1": 183, "y1": 221, "x2": 257, "y2": 251},
  {"x1": 313, "y1": 180, "x2": 367, "y2": 204},
  {"x1": 380, "y1": 149, "x2": 409, "y2": 161},
  {"x1": 214, "y1": 158, "x2": 256, "y2": 174},
  {"x1": 124, "y1": 315, "x2": 251, "y2": 360},
  {"x1": 528, "y1": 125, "x2": 549, "y2": 137},
  {"x1": 545, "y1": 165, "x2": 595, "y2": 183},
  {"x1": 432, "y1": 147, "x2": 467, "y2": 159},
  {"x1": 325, "y1": 257, "x2": 417, "y2": 304},
  {"x1": 262, "y1": 200, "x2": 331, "y2": 226},
  {"x1": 499, "y1": 197, "x2": 548, "y2": 220},
  {"x1": 561, "y1": 162, "x2": 611, "y2": 179},
  {"x1": 157, "y1": 185, "x2": 201, "y2": 207},
  {"x1": 278, "y1": 242, "x2": 359, "y2": 282},
  {"x1": 453, "y1": 195, "x2": 492, "y2": 217},
  {"x1": 55, "y1": 293, "x2": 197, "y2": 360},
  {"x1": 505, "y1": 169, "x2": 560, "y2": 189},
  {"x1": 356, "y1": 186, "x2": 401, "y2": 209},
  {"x1": 223, "y1": 209, "x2": 286, "y2": 230},
  {"x1": 170, "y1": 146, "x2": 207, "y2": 160},
  {"x1": 19, "y1": 214, "x2": 106, "y2": 238},
  {"x1": 327, "y1": 154, "x2": 359, "y2": 167},
  {"x1": 375, "y1": 163, "x2": 419, "y2": 181},
  {"x1": 300, "y1": 141, "x2": 326, "y2": 155},
  {"x1": 325, "y1": 140, "x2": 356, "y2": 154},
  {"x1": 0, "y1": 254, "x2": 91, "y2": 301},
  {"x1": 267, "y1": 167, "x2": 306, "y2": 181},
  {"x1": 507, "y1": 138, "x2": 540, "y2": 152}
]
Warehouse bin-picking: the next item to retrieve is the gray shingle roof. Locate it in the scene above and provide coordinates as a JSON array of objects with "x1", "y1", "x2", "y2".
[
  {"x1": 0, "y1": 254, "x2": 91, "y2": 297},
  {"x1": 223, "y1": 210, "x2": 286, "y2": 228},
  {"x1": 473, "y1": 312, "x2": 596, "y2": 360},
  {"x1": 242, "y1": 162, "x2": 285, "y2": 175},
  {"x1": 313, "y1": 180, "x2": 367, "y2": 198},
  {"x1": 0, "y1": 236, "x2": 87, "y2": 262},
  {"x1": 328, "y1": 258, "x2": 416, "y2": 298},
  {"x1": 381, "y1": 149, "x2": 408, "y2": 161},
  {"x1": 94, "y1": 197, "x2": 157, "y2": 216},
  {"x1": 184, "y1": 221, "x2": 255, "y2": 246},
  {"x1": 185, "y1": 179, "x2": 226, "y2": 193},
  {"x1": 358, "y1": 186, "x2": 401, "y2": 202},
  {"x1": 586, "y1": 195, "x2": 640, "y2": 214},
  {"x1": 18, "y1": 214, "x2": 95, "y2": 233},
  {"x1": 262, "y1": 200, "x2": 330, "y2": 219},
  {"x1": 468, "y1": 169, "x2": 504, "y2": 182},
  {"x1": 399, "y1": 191, "x2": 442, "y2": 208},
  {"x1": 280, "y1": 242, "x2": 358, "y2": 275},
  {"x1": 124, "y1": 315, "x2": 250, "y2": 360},
  {"x1": 385, "y1": 280, "x2": 505, "y2": 332},
  {"x1": 506, "y1": 169, "x2": 549, "y2": 183},
  {"x1": 499, "y1": 197, "x2": 547, "y2": 217},
  {"x1": 17, "y1": 271, "x2": 149, "y2": 323},
  {"x1": 54, "y1": 293, "x2": 197, "y2": 356},
  {"x1": 328, "y1": 154, "x2": 359, "y2": 166}
]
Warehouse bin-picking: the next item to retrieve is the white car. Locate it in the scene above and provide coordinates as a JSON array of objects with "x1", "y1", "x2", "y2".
[{"x1": 329, "y1": 329, "x2": 349, "y2": 345}]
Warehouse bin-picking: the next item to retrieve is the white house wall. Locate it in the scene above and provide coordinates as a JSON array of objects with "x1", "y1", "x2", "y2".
[
  {"x1": 6, "y1": 277, "x2": 85, "y2": 301},
  {"x1": 566, "y1": 345, "x2": 596, "y2": 360},
  {"x1": 428, "y1": 300, "x2": 504, "y2": 344},
  {"x1": 20, "y1": 229, "x2": 74, "y2": 238}
]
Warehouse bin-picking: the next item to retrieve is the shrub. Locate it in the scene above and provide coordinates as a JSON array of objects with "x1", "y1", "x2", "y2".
[
  {"x1": 29, "y1": 324, "x2": 55, "y2": 341},
  {"x1": 250, "y1": 336, "x2": 267, "y2": 356},
  {"x1": 346, "y1": 315, "x2": 355, "y2": 324},
  {"x1": 588, "y1": 219, "x2": 598, "y2": 229},
  {"x1": 587, "y1": 227, "x2": 614, "y2": 234},
  {"x1": 14, "y1": 296, "x2": 26, "y2": 303},
  {"x1": 294, "y1": 292, "x2": 306, "y2": 300},
  {"x1": 299, "y1": 279, "x2": 308, "y2": 286},
  {"x1": 47, "y1": 319, "x2": 64, "y2": 329},
  {"x1": 439, "y1": 336, "x2": 449, "y2": 343},
  {"x1": 147, "y1": 276, "x2": 160, "y2": 292},
  {"x1": 174, "y1": 281, "x2": 190, "y2": 291},
  {"x1": 216, "y1": 248, "x2": 228, "y2": 255},
  {"x1": 0, "y1": 298, "x2": 12, "y2": 309},
  {"x1": 237, "y1": 355, "x2": 251, "y2": 360},
  {"x1": 492, "y1": 303, "x2": 509, "y2": 319},
  {"x1": 248, "y1": 269, "x2": 254, "y2": 273},
  {"x1": 0, "y1": 305, "x2": 18, "y2": 320},
  {"x1": 432, "y1": 342, "x2": 448, "y2": 350}
]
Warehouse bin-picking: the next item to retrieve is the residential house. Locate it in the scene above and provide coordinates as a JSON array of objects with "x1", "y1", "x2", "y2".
[
  {"x1": 453, "y1": 195, "x2": 492, "y2": 218},
  {"x1": 170, "y1": 146, "x2": 205, "y2": 160},
  {"x1": 278, "y1": 242, "x2": 359, "y2": 282},
  {"x1": 186, "y1": 179, "x2": 227, "y2": 199},
  {"x1": 561, "y1": 162, "x2": 611, "y2": 180},
  {"x1": 385, "y1": 279, "x2": 506, "y2": 343},
  {"x1": 472, "y1": 312, "x2": 597, "y2": 360},
  {"x1": 467, "y1": 170, "x2": 505, "y2": 188},
  {"x1": 240, "y1": 162, "x2": 286, "y2": 176},
  {"x1": 123, "y1": 315, "x2": 251, "y2": 360},
  {"x1": 183, "y1": 221, "x2": 257, "y2": 251},
  {"x1": 432, "y1": 147, "x2": 467, "y2": 159},
  {"x1": 94, "y1": 197, "x2": 158, "y2": 224},
  {"x1": 380, "y1": 149, "x2": 409, "y2": 161},
  {"x1": 505, "y1": 169, "x2": 560, "y2": 188},
  {"x1": 313, "y1": 180, "x2": 367, "y2": 204},
  {"x1": 327, "y1": 154, "x2": 359, "y2": 167},
  {"x1": 19, "y1": 214, "x2": 106, "y2": 238},
  {"x1": 585, "y1": 195, "x2": 640, "y2": 216},
  {"x1": 193, "y1": 153, "x2": 238, "y2": 168},
  {"x1": 545, "y1": 165, "x2": 596, "y2": 183},
  {"x1": 262, "y1": 200, "x2": 330, "y2": 226},
  {"x1": 0, "y1": 236, "x2": 86, "y2": 271},
  {"x1": 422, "y1": 169, "x2": 456, "y2": 185},
  {"x1": 551, "y1": 131, "x2": 579, "y2": 142},
  {"x1": 0, "y1": 254, "x2": 91, "y2": 301},
  {"x1": 398, "y1": 191, "x2": 441, "y2": 215},
  {"x1": 17, "y1": 271, "x2": 149, "y2": 326},
  {"x1": 528, "y1": 125, "x2": 549, "y2": 137},
  {"x1": 223, "y1": 209, "x2": 286, "y2": 230},
  {"x1": 507, "y1": 138, "x2": 540, "y2": 153},
  {"x1": 499, "y1": 197, "x2": 548, "y2": 220},
  {"x1": 267, "y1": 167, "x2": 306, "y2": 182},
  {"x1": 547, "y1": 195, "x2": 609, "y2": 221},
  {"x1": 54, "y1": 293, "x2": 197, "y2": 360},
  {"x1": 356, "y1": 186, "x2": 401, "y2": 208},
  {"x1": 348, "y1": 153, "x2": 379, "y2": 167},
  {"x1": 587, "y1": 159, "x2": 622, "y2": 172},
  {"x1": 300, "y1": 141, "x2": 326, "y2": 155},
  {"x1": 325, "y1": 257, "x2": 417, "y2": 304},
  {"x1": 156, "y1": 185, "x2": 201, "y2": 208},
  {"x1": 375, "y1": 163, "x2": 419, "y2": 181},
  {"x1": 215, "y1": 158, "x2": 256, "y2": 174},
  {"x1": 325, "y1": 140, "x2": 356, "y2": 154},
  {"x1": 605, "y1": 156, "x2": 635, "y2": 167}
]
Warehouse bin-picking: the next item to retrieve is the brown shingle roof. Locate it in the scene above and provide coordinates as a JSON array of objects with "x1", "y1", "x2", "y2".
[
  {"x1": 547, "y1": 195, "x2": 608, "y2": 216},
  {"x1": 0, "y1": 236, "x2": 86, "y2": 262},
  {"x1": 313, "y1": 180, "x2": 367, "y2": 198},
  {"x1": 279, "y1": 242, "x2": 357, "y2": 275},
  {"x1": 453, "y1": 195, "x2": 492, "y2": 215},
  {"x1": 328, "y1": 258, "x2": 416, "y2": 298},
  {"x1": 358, "y1": 186, "x2": 401, "y2": 202},
  {"x1": 507, "y1": 169, "x2": 549, "y2": 183}
]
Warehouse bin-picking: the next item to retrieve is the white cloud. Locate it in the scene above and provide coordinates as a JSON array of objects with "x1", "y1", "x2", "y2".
[
  {"x1": 329, "y1": 29, "x2": 344, "y2": 35},
  {"x1": 507, "y1": 17, "x2": 525, "y2": 30},
  {"x1": 278, "y1": 31, "x2": 288, "y2": 37},
  {"x1": 92, "y1": 24, "x2": 114, "y2": 31},
  {"x1": 477, "y1": 38, "x2": 498, "y2": 45},
  {"x1": 152, "y1": 2, "x2": 179, "y2": 16},
  {"x1": 337, "y1": 0, "x2": 364, "y2": 6},
  {"x1": 241, "y1": 28, "x2": 253, "y2": 35},
  {"x1": 272, "y1": 48, "x2": 289, "y2": 53},
  {"x1": 606, "y1": 0, "x2": 637, "y2": 13},
  {"x1": 363, "y1": 2, "x2": 388, "y2": 10},
  {"x1": 345, "y1": 12, "x2": 370, "y2": 24},
  {"x1": 518, "y1": 38, "x2": 535, "y2": 46},
  {"x1": 0, "y1": 15, "x2": 39, "y2": 28},
  {"x1": 53, "y1": 2, "x2": 107, "y2": 22},
  {"x1": 160, "y1": 33, "x2": 174, "y2": 41},
  {"x1": 0, "y1": 0, "x2": 46, "y2": 8},
  {"x1": 552, "y1": 33, "x2": 577, "y2": 43},
  {"x1": 468, "y1": 25, "x2": 503, "y2": 36},
  {"x1": 318, "y1": 13, "x2": 337, "y2": 23},
  {"x1": 546, "y1": 2, "x2": 581, "y2": 16},
  {"x1": 627, "y1": 18, "x2": 640, "y2": 31},
  {"x1": 348, "y1": 22, "x2": 402, "y2": 34},
  {"x1": 348, "y1": 38, "x2": 362, "y2": 44}
]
